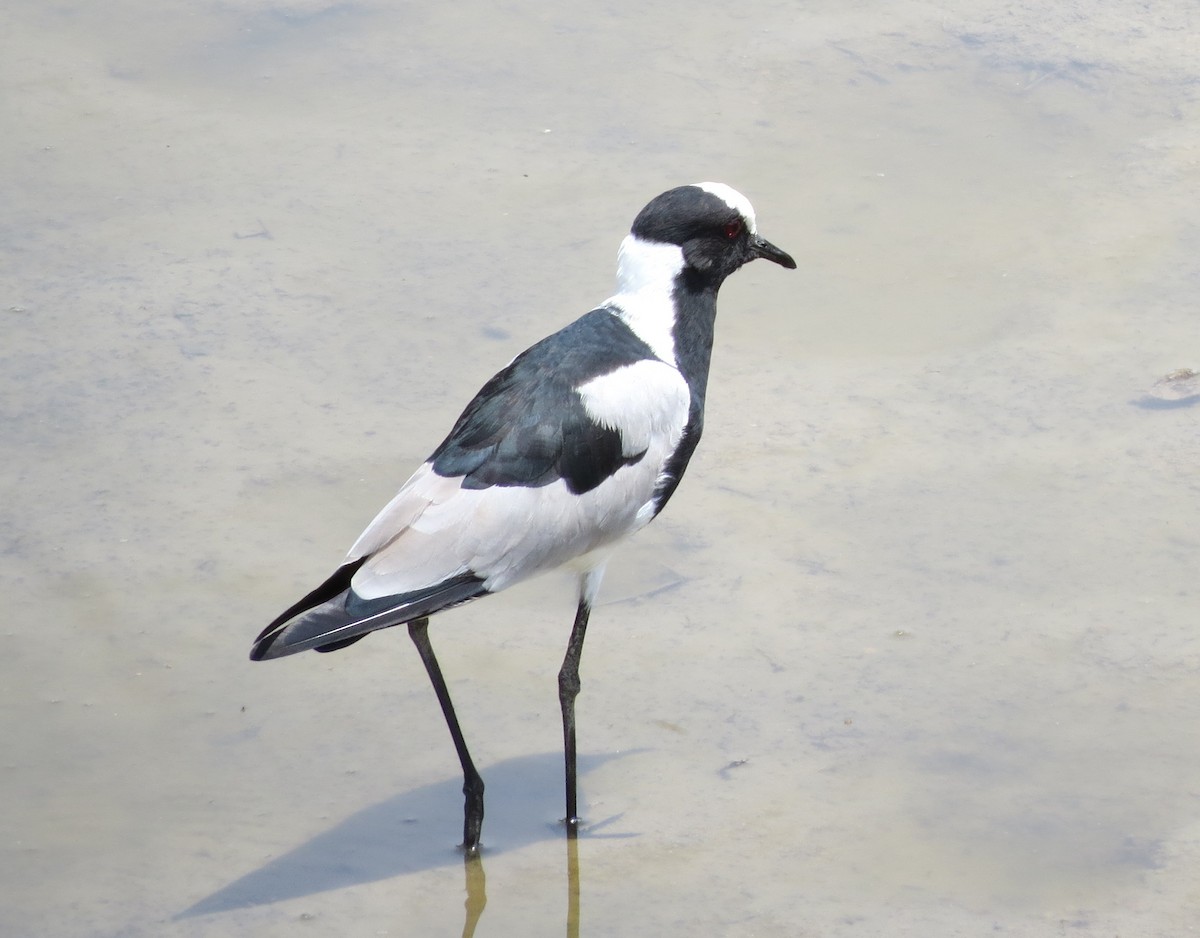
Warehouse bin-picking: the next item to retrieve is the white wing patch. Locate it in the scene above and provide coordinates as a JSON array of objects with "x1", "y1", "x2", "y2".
[
  {"x1": 577, "y1": 361, "x2": 689, "y2": 458},
  {"x1": 345, "y1": 362, "x2": 690, "y2": 603}
]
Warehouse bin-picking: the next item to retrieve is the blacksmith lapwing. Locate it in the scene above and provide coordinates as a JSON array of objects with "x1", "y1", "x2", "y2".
[{"x1": 251, "y1": 182, "x2": 796, "y2": 851}]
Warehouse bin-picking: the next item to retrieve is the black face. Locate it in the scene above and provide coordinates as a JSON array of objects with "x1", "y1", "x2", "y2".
[{"x1": 630, "y1": 185, "x2": 796, "y2": 284}]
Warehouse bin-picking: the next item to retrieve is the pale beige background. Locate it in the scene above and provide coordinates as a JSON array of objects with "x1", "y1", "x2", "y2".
[{"x1": 2, "y1": 1, "x2": 1198, "y2": 935}]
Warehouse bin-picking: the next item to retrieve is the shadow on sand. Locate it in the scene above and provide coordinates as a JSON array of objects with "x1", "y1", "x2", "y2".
[{"x1": 179, "y1": 750, "x2": 632, "y2": 919}]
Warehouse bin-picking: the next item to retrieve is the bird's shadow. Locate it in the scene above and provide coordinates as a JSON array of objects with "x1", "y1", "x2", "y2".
[{"x1": 179, "y1": 750, "x2": 632, "y2": 918}]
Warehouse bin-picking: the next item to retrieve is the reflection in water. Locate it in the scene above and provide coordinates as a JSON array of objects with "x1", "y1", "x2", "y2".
[
  {"x1": 565, "y1": 833, "x2": 581, "y2": 938},
  {"x1": 459, "y1": 834, "x2": 581, "y2": 938},
  {"x1": 462, "y1": 853, "x2": 487, "y2": 938}
]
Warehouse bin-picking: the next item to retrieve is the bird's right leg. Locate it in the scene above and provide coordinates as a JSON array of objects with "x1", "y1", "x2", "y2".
[
  {"x1": 558, "y1": 595, "x2": 591, "y2": 832},
  {"x1": 408, "y1": 617, "x2": 485, "y2": 852},
  {"x1": 558, "y1": 566, "x2": 605, "y2": 833}
]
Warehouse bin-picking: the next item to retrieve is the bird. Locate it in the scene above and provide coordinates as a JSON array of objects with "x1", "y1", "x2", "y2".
[{"x1": 251, "y1": 182, "x2": 796, "y2": 852}]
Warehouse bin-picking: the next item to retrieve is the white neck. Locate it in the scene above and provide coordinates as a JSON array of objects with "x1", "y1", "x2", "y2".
[{"x1": 604, "y1": 234, "x2": 685, "y2": 366}]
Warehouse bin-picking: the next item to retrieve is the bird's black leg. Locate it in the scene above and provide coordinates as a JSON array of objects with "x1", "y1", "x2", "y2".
[
  {"x1": 558, "y1": 594, "x2": 592, "y2": 832},
  {"x1": 408, "y1": 617, "x2": 485, "y2": 852}
]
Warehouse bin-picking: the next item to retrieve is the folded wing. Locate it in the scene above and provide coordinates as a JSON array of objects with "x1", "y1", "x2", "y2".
[{"x1": 252, "y1": 309, "x2": 690, "y2": 660}]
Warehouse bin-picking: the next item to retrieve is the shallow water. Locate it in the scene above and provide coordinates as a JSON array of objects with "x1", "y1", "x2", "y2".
[{"x1": 3, "y1": 1, "x2": 1199, "y2": 935}]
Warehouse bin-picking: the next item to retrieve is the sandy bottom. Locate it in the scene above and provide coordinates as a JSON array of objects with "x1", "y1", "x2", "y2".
[{"x1": 3, "y1": 1, "x2": 1199, "y2": 935}]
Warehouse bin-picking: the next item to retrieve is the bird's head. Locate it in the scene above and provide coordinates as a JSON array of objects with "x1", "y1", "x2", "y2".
[{"x1": 623, "y1": 182, "x2": 796, "y2": 290}]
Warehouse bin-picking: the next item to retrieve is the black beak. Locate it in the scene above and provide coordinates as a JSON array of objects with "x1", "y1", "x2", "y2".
[{"x1": 751, "y1": 235, "x2": 797, "y2": 270}]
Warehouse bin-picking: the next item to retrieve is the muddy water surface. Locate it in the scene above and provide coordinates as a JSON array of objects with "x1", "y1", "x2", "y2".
[{"x1": 3, "y1": 2, "x2": 1198, "y2": 936}]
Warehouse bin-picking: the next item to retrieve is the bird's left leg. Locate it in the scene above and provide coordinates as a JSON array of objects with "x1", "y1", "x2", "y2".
[{"x1": 408, "y1": 617, "x2": 486, "y2": 852}]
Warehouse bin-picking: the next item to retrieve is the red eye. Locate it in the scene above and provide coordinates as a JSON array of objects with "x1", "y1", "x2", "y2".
[{"x1": 723, "y1": 219, "x2": 743, "y2": 240}]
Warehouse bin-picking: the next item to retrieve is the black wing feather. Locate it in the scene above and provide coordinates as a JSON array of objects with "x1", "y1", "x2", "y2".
[{"x1": 430, "y1": 309, "x2": 657, "y2": 494}]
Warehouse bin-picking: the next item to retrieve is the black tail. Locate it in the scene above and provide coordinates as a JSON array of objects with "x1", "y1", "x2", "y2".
[{"x1": 251, "y1": 562, "x2": 488, "y2": 661}]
